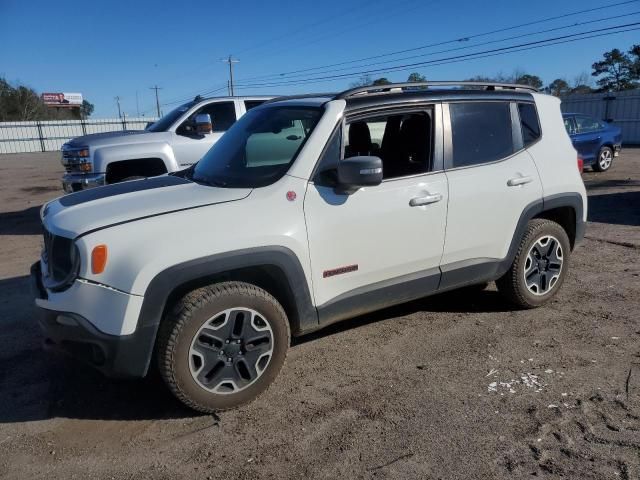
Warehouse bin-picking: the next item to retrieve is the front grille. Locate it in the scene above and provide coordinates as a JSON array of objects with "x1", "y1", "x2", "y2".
[{"x1": 42, "y1": 229, "x2": 78, "y2": 290}]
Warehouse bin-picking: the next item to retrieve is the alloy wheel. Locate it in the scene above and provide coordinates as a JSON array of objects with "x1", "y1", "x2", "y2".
[
  {"x1": 188, "y1": 307, "x2": 274, "y2": 394},
  {"x1": 523, "y1": 235, "x2": 563, "y2": 296},
  {"x1": 599, "y1": 149, "x2": 612, "y2": 170}
]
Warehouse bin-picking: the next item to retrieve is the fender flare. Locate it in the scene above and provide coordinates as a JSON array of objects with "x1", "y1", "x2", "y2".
[
  {"x1": 126, "y1": 246, "x2": 317, "y2": 377},
  {"x1": 499, "y1": 192, "x2": 585, "y2": 277}
]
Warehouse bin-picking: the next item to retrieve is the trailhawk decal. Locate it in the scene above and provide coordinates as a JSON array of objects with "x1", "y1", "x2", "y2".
[{"x1": 323, "y1": 264, "x2": 358, "y2": 278}]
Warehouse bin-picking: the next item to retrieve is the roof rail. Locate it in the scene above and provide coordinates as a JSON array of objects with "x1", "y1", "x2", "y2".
[
  {"x1": 335, "y1": 81, "x2": 538, "y2": 99},
  {"x1": 263, "y1": 93, "x2": 337, "y2": 104}
]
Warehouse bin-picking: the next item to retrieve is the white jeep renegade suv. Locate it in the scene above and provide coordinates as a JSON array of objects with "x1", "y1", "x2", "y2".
[{"x1": 32, "y1": 82, "x2": 586, "y2": 412}]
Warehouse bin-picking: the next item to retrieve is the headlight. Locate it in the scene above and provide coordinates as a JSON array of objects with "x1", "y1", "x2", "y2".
[{"x1": 42, "y1": 229, "x2": 80, "y2": 292}]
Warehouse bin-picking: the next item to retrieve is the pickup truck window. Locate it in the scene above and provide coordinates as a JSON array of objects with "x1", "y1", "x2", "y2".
[
  {"x1": 177, "y1": 102, "x2": 237, "y2": 135},
  {"x1": 191, "y1": 106, "x2": 322, "y2": 188},
  {"x1": 245, "y1": 100, "x2": 266, "y2": 111},
  {"x1": 198, "y1": 102, "x2": 237, "y2": 132},
  {"x1": 147, "y1": 101, "x2": 194, "y2": 132}
]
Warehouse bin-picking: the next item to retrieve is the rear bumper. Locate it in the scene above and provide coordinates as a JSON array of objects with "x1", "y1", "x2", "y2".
[
  {"x1": 62, "y1": 173, "x2": 106, "y2": 193},
  {"x1": 613, "y1": 143, "x2": 621, "y2": 156},
  {"x1": 31, "y1": 261, "x2": 154, "y2": 378}
]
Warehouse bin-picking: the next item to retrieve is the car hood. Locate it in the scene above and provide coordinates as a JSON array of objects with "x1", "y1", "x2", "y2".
[
  {"x1": 65, "y1": 130, "x2": 171, "y2": 149},
  {"x1": 42, "y1": 175, "x2": 251, "y2": 238}
]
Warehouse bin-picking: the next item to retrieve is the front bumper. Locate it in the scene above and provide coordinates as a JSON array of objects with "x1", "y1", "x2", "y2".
[
  {"x1": 62, "y1": 173, "x2": 106, "y2": 193},
  {"x1": 31, "y1": 262, "x2": 154, "y2": 378}
]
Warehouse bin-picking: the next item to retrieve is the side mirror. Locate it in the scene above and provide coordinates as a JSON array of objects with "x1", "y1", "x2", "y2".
[
  {"x1": 195, "y1": 114, "x2": 212, "y2": 134},
  {"x1": 337, "y1": 156, "x2": 383, "y2": 191}
]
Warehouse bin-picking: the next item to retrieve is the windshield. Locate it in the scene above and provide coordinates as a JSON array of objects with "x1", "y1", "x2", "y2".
[
  {"x1": 190, "y1": 105, "x2": 322, "y2": 188},
  {"x1": 146, "y1": 101, "x2": 195, "y2": 132}
]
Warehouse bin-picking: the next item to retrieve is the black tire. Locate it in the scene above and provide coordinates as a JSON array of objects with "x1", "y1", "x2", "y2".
[
  {"x1": 496, "y1": 219, "x2": 571, "y2": 309},
  {"x1": 156, "y1": 281, "x2": 290, "y2": 413},
  {"x1": 593, "y1": 146, "x2": 614, "y2": 172}
]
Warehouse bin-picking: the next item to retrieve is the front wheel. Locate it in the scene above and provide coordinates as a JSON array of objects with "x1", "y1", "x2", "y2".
[
  {"x1": 593, "y1": 146, "x2": 614, "y2": 172},
  {"x1": 156, "y1": 282, "x2": 290, "y2": 412},
  {"x1": 496, "y1": 219, "x2": 571, "y2": 309}
]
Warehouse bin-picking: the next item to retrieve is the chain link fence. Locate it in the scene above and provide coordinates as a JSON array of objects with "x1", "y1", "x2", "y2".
[{"x1": 0, "y1": 117, "x2": 159, "y2": 154}]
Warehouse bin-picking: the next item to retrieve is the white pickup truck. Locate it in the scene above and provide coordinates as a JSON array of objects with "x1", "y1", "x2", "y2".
[{"x1": 60, "y1": 95, "x2": 271, "y2": 192}]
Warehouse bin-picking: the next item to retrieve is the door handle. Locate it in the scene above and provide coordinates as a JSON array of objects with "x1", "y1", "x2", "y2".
[
  {"x1": 507, "y1": 175, "x2": 533, "y2": 187},
  {"x1": 409, "y1": 193, "x2": 443, "y2": 207}
]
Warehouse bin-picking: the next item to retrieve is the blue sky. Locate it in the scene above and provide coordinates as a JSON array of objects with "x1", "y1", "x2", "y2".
[{"x1": 1, "y1": 0, "x2": 639, "y2": 117}]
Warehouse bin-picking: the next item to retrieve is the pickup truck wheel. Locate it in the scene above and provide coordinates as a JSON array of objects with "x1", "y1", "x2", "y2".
[
  {"x1": 593, "y1": 146, "x2": 613, "y2": 172},
  {"x1": 496, "y1": 219, "x2": 570, "y2": 309},
  {"x1": 157, "y1": 281, "x2": 290, "y2": 413}
]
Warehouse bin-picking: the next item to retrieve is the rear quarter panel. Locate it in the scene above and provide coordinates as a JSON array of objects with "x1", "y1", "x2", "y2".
[{"x1": 527, "y1": 94, "x2": 587, "y2": 223}]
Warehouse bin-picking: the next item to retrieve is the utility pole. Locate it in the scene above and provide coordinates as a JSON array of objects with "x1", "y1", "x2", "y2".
[
  {"x1": 150, "y1": 85, "x2": 162, "y2": 118},
  {"x1": 115, "y1": 96, "x2": 122, "y2": 119},
  {"x1": 222, "y1": 55, "x2": 239, "y2": 96}
]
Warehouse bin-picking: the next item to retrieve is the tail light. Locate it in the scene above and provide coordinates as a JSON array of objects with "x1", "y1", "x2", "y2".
[{"x1": 577, "y1": 155, "x2": 584, "y2": 173}]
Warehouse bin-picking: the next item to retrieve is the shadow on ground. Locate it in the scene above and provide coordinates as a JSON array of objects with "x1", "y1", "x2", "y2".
[
  {"x1": 0, "y1": 277, "x2": 504, "y2": 424},
  {"x1": 588, "y1": 191, "x2": 640, "y2": 227},
  {"x1": 0, "y1": 205, "x2": 42, "y2": 235}
]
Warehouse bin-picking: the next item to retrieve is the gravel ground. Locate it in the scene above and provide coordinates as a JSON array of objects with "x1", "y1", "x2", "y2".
[{"x1": 0, "y1": 150, "x2": 638, "y2": 480}]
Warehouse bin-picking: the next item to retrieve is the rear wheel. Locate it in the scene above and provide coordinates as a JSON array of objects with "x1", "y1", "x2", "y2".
[
  {"x1": 496, "y1": 219, "x2": 570, "y2": 308},
  {"x1": 593, "y1": 146, "x2": 613, "y2": 172},
  {"x1": 157, "y1": 282, "x2": 290, "y2": 412}
]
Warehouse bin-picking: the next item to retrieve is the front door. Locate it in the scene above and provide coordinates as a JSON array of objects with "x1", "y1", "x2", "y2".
[{"x1": 303, "y1": 105, "x2": 448, "y2": 319}]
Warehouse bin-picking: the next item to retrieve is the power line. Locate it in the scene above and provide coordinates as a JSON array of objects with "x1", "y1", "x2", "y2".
[
  {"x1": 235, "y1": 0, "x2": 640, "y2": 84},
  {"x1": 135, "y1": 0, "x2": 640, "y2": 111},
  {"x1": 232, "y1": 21, "x2": 640, "y2": 88},
  {"x1": 235, "y1": 12, "x2": 640, "y2": 84}
]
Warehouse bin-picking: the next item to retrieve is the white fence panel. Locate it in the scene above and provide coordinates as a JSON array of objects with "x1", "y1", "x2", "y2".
[
  {"x1": 560, "y1": 89, "x2": 640, "y2": 145},
  {"x1": 0, "y1": 117, "x2": 158, "y2": 154}
]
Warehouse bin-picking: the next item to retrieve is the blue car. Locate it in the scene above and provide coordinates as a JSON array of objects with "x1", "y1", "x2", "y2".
[{"x1": 562, "y1": 113, "x2": 622, "y2": 172}]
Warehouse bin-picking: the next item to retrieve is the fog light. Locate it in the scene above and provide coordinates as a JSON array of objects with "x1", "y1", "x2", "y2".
[
  {"x1": 80, "y1": 162, "x2": 92, "y2": 172},
  {"x1": 56, "y1": 314, "x2": 78, "y2": 326}
]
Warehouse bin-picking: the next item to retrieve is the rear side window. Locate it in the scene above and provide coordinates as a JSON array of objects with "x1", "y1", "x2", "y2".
[
  {"x1": 518, "y1": 103, "x2": 541, "y2": 146},
  {"x1": 575, "y1": 115, "x2": 604, "y2": 133},
  {"x1": 450, "y1": 102, "x2": 514, "y2": 168},
  {"x1": 244, "y1": 100, "x2": 266, "y2": 111}
]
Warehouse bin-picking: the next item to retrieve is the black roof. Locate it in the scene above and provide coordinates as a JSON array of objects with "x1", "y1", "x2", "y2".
[
  {"x1": 344, "y1": 88, "x2": 534, "y2": 112},
  {"x1": 265, "y1": 81, "x2": 537, "y2": 111}
]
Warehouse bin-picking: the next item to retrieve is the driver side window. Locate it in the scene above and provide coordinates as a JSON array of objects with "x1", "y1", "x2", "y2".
[{"x1": 177, "y1": 101, "x2": 236, "y2": 135}]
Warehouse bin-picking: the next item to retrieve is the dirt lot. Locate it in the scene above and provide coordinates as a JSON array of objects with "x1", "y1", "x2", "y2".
[{"x1": 0, "y1": 151, "x2": 638, "y2": 479}]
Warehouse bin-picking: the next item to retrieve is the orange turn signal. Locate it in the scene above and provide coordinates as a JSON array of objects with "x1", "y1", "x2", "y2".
[{"x1": 91, "y1": 245, "x2": 108, "y2": 274}]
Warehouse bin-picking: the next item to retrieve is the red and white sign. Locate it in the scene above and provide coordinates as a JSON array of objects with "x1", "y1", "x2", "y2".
[{"x1": 42, "y1": 92, "x2": 83, "y2": 106}]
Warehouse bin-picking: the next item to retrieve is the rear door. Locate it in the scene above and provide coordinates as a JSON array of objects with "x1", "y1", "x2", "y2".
[{"x1": 440, "y1": 101, "x2": 543, "y2": 287}]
